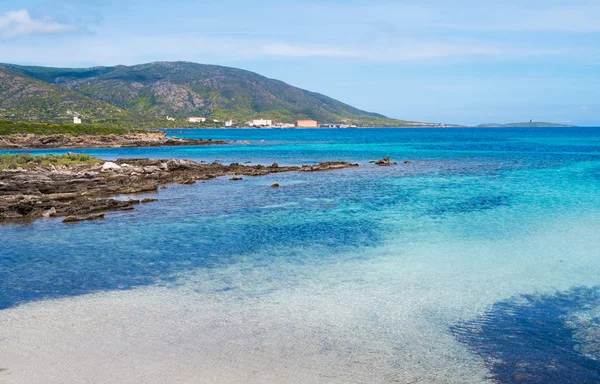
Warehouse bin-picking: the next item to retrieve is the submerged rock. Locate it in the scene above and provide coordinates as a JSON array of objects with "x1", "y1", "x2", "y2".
[
  {"x1": 271, "y1": 183, "x2": 280, "y2": 188},
  {"x1": 62, "y1": 213, "x2": 105, "y2": 223}
]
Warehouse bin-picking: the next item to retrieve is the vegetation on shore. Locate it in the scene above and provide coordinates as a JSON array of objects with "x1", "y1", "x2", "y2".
[
  {"x1": 0, "y1": 120, "x2": 151, "y2": 136},
  {"x1": 0, "y1": 153, "x2": 102, "y2": 170}
]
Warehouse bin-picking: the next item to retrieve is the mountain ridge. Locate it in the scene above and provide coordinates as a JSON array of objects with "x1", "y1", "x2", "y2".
[{"x1": 0, "y1": 61, "x2": 415, "y2": 126}]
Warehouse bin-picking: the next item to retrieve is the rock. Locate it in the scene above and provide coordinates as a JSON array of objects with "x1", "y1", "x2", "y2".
[
  {"x1": 375, "y1": 157, "x2": 397, "y2": 166},
  {"x1": 62, "y1": 213, "x2": 105, "y2": 223},
  {"x1": 42, "y1": 207, "x2": 57, "y2": 218},
  {"x1": 271, "y1": 163, "x2": 279, "y2": 168},
  {"x1": 404, "y1": 160, "x2": 411, "y2": 164},
  {"x1": 101, "y1": 162, "x2": 121, "y2": 171},
  {"x1": 271, "y1": 183, "x2": 280, "y2": 188},
  {"x1": 230, "y1": 176, "x2": 243, "y2": 181},
  {"x1": 299, "y1": 162, "x2": 359, "y2": 172},
  {"x1": 181, "y1": 179, "x2": 196, "y2": 185},
  {"x1": 166, "y1": 159, "x2": 196, "y2": 171},
  {"x1": 9, "y1": 203, "x2": 34, "y2": 216},
  {"x1": 141, "y1": 198, "x2": 158, "y2": 203},
  {"x1": 143, "y1": 166, "x2": 162, "y2": 173}
]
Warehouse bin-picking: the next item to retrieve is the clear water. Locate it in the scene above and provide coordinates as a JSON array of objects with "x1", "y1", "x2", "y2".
[{"x1": 1, "y1": 128, "x2": 600, "y2": 383}]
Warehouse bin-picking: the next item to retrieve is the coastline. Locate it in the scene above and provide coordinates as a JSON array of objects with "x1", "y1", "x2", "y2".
[
  {"x1": 0, "y1": 132, "x2": 228, "y2": 149},
  {"x1": 0, "y1": 158, "x2": 359, "y2": 223}
]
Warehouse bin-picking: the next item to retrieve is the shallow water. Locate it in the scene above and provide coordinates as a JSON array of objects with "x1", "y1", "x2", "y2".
[{"x1": 1, "y1": 128, "x2": 600, "y2": 383}]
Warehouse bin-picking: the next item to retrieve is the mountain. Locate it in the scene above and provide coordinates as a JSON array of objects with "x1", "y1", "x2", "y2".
[
  {"x1": 0, "y1": 61, "x2": 412, "y2": 126},
  {"x1": 477, "y1": 122, "x2": 576, "y2": 128},
  {"x1": 0, "y1": 67, "x2": 130, "y2": 123}
]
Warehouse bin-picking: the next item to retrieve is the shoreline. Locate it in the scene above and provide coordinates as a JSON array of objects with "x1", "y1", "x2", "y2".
[
  {"x1": 0, "y1": 132, "x2": 228, "y2": 150},
  {"x1": 0, "y1": 158, "x2": 359, "y2": 223}
]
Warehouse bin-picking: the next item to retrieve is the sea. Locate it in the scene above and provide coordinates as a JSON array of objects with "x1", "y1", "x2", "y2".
[{"x1": 1, "y1": 127, "x2": 600, "y2": 383}]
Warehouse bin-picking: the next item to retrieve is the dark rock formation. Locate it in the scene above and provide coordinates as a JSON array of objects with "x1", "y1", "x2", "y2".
[
  {"x1": 0, "y1": 158, "x2": 359, "y2": 223},
  {"x1": 375, "y1": 157, "x2": 397, "y2": 166}
]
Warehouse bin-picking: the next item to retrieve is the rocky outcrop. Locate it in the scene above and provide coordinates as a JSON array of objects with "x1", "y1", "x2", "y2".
[
  {"x1": 375, "y1": 157, "x2": 397, "y2": 166},
  {"x1": 0, "y1": 158, "x2": 359, "y2": 222},
  {"x1": 0, "y1": 132, "x2": 228, "y2": 149}
]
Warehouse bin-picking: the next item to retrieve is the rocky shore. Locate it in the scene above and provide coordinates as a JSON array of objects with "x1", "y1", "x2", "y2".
[
  {"x1": 0, "y1": 132, "x2": 228, "y2": 149},
  {"x1": 0, "y1": 158, "x2": 358, "y2": 222}
]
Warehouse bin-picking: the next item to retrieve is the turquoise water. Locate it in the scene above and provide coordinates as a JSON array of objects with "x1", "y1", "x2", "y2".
[{"x1": 1, "y1": 128, "x2": 600, "y2": 383}]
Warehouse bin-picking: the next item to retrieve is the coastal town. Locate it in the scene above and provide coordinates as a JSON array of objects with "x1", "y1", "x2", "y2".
[{"x1": 179, "y1": 116, "x2": 358, "y2": 128}]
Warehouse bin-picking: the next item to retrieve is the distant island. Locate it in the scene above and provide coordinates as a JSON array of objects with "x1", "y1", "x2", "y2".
[{"x1": 477, "y1": 122, "x2": 576, "y2": 128}]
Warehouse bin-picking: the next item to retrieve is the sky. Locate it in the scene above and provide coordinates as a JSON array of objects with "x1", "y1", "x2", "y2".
[{"x1": 0, "y1": 0, "x2": 599, "y2": 125}]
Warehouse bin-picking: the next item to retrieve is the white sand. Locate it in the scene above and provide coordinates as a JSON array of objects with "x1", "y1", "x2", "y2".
[{"x1": 2, "y1": 212, "x2": 599, "y2": 383}]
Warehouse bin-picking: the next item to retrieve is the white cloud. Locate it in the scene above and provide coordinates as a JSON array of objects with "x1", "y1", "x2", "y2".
[
  {"x1": 0, "y1": 33, "x2": 563, "y2": 66},
  {"x1": 580, "y1": 106, "x2": 589, "y2": 110},
  {"x1": 0, "y1": 9, "x2": 77, "y2": 39}
]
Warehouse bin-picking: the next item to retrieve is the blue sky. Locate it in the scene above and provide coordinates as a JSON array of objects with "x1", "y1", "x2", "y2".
[{"x1": 0, "y1": 0, "x2": 599, "y2": 125}]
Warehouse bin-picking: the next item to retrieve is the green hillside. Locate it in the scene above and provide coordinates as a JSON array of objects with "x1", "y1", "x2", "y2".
[
  {"x1": 0, "y1": 67, "x2": 130, "y2": 123},
  {"x1": 0, "y1": 61, "x2": 414, "y2": 126}
]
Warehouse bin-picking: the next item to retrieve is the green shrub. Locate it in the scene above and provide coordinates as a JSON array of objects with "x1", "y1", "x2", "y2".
[{"x1": 0, "y1": 153, "x2": 102, "y2": 170}]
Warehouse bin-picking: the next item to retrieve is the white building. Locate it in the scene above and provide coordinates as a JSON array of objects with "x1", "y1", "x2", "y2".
[
  {"x1": 274, "y1": 123, "x2": 295, "y2": 128},
  {"x1": 73, "y1": 116, "x2": 82, "y2": 124},
  {"x1": 188, "y1": 117, "x2": 206, "y2": 123},
  {"x1": 247, "y1": 119, "x2": 273, "y2": 127}
]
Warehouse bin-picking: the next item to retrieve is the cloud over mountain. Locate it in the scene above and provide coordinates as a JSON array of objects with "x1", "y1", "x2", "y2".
[{"x1": 0, "y1": 9, "x2": 76, "y2": 39}]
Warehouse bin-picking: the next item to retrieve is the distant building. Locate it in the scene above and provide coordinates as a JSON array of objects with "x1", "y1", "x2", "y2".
[
  {"x1": 166, "y1": 116, "x2": 176, "y2": 122},
  {"x1": 188, "y1": 117, "x2": 206, "y2": 123},
  {"x1": 320, "y1": 123, "x2": 357, "y2": 128},
  {"x1": 247, "y1": 119, "x2": 273, "y2": 127},
  {"x1": 225, "y1": 120, "x2": 239, "y2": 127},
  {"x1": 296, "y1": 119, "x2": 318, "y2": 128},
  {"x1": 274, "y1": 123, "x2": 295, "y2": 128},
  {"x1": 73, "y1": 116, "x2": 82, "y2": 124}
]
